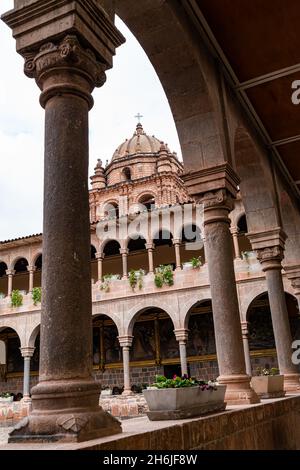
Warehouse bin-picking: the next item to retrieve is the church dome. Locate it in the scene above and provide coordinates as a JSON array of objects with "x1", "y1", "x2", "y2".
[{"x1": 112, "y1": 123, "x2": 169, "y2": 161}]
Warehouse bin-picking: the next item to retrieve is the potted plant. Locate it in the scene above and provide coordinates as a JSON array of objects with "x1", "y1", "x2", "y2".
[
  {"x1": 100, "y1": 387, "x2": 113, "y2": 397},
  {"x1": 251, "y1": 367, "x2": 285, "y2": 398},
  {"x1": 154, "y1": 265, "x2": 174, "y2": 288},
  {"x1": 129, "y1": 269, "x2": 145, "y2": 290},
  {"x1": 100, "y1": 274, "x2": 120, "y2": 293},
  {"x1": 0, "y1": 392, "x2": 14, "y2": 403},
  {"x1": 32, "y1": 287, "x2": 42, "y2": 306},
  {"x1": 11, "y1": 289, "x2": 23, "y2": 307},
  {"x1": 143, "y1": 375, "x2": 226, "y2": 420}
]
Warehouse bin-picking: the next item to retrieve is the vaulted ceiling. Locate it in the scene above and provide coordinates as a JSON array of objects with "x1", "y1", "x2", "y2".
[{"x1": 184, "y1": 0, "x2": 300, "y2": 193}]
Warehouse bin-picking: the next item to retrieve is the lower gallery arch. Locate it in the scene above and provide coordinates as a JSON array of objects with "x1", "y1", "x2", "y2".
[
  {"x1": 186, "y1": 300, "x2": 218, "y2": 381},
  {"x1": 246, "y1": 292, "x2": 300, "y2": 373},
  {"x1": 0, "y1": 327, "x2": 24, "y2": 398}
]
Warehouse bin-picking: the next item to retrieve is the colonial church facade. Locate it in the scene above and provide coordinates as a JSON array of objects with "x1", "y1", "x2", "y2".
[{"x1": 1, "y1": 123, "x2": 299, "y2": 399}]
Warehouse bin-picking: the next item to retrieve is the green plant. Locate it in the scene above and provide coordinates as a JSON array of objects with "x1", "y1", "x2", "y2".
[
  {"x1": 100, "y1": 274, "x2": 114, "y2": 293},
  {"x1": 154, "y1": 265, "x2": 174, "y2": 288},
  {"x1": 0, "y1": 392, "x2": 12, "y2": 399},
  {"x1": 129, "y1": 269, "x2": 145, "y2": 290},
  {"x1": 11, "y1": 290, "x2": 23, "y2": 308},
  {"x1": 190, "y1": 256, "x2": 202, "y2": 269},
  {"x1": 242, "y1": 251, "x2": 250, "y2": 260},
  {"x1": 256, "y1": 367, "x2": 279, "y2": 376},
  {"x1": 32, "y1": 287, "x2": 42, "y2": 305},
  {"x1": 151, "y1": 375, "x2": 217, "y2": 391}
]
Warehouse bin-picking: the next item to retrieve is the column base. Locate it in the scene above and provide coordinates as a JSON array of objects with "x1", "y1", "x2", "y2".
[
  {"x1": 218, "y1": 374, "x2": 260, "y2": 405},
  {"x1": 122, "y1": 390, "x2": 135, "y2": 396},
  {"x1": 8, "y1": 379, "x2": 121, "y2": 444},
  {"x1": 283, "y1": 373, "x2": 300, "y2": 392}
]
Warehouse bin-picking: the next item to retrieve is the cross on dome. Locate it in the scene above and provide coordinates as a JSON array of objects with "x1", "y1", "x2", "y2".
[{"x1": 134, "y1": 112, "x2": 143, "y2": 124}]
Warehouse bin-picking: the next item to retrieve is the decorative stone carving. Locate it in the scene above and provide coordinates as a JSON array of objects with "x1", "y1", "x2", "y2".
[
  {"x1": 23, "y1": 35, "x2": 107, "y2": 109},
  {"x1": 256, "y1": 246, "x2": 284, "y2": 271},
  {"x1": 57, "y1": 415, "x2": 88, "y2": 433}
]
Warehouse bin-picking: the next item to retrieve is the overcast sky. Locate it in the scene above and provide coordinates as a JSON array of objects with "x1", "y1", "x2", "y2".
[{"x1": 0, "y1": 0, "x2": 181, "y2": 241}]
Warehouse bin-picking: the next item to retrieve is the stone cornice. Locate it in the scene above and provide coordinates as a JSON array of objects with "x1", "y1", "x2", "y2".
[
  {"x1": 2, "y1": 0, "x2": 125, "y2": 67},
  {"x1": 182, "y1": 163, "x2": 240, "y2": 200},
  {"x1": 247, "y1": 227, "x2": 287, "y2": 251}
]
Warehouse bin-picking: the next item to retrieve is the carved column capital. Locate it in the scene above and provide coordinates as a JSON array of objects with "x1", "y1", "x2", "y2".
[
  {"x1": 174, "y1": 328, "x2": 189, "y2": 343},
  {"x1": 145, "y1": 243, "x2": 154, "y2": 251},
  {"x1": 27, "y1": 265, "x2": 37, "y2": 273},
  {"x1": 95, "y1": 252, "x2": 104, "y2": 260},
  {"x1": 284, "y1": 266, "x2": 300, "y2": 296},
  {"x1": 119, "y1": 248, "x2": 129, "y2": 256},
  {"x1": 118, "y1": 335, "x2": 134, "y2": 348},
  {"x1": 5, "y1": 269, "x2": 15, "y2": 276},
  {"x1": 256, "y1": 246, "x2": 284, "y2": 271},
  {"x1": 24, "y1": 35, "x2": 107, "y2": 109},
  {"x1": 20, "y1": 347, "x2": 35, "y2": 358}
]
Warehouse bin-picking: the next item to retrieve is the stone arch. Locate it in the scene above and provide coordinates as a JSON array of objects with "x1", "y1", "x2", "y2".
[
  {"x1": 11, "y1": 256, "x2": 29, "y2": 272},
  {"x1": 100, "y1": 238, "x2": 121, "y2": 256},
  {"x1": 28, "y1": 324, "x2": 40, "y2": 349},
  {"x1": 92, "y1": 310, "x2": 122, "y2": 336},
  {"x1": 125, "y1": 299, "x2": 179, "y2": 336},
  {"x1": 137, "y1": 192, "x2": 156, "y2": 210},
  {"x1": 92, "y1": 314, "x2": 122, "y2": 366},
  {"x1": 183, "y1": 297, "x2": 212, "y2": 330},
  {"x1": 31, "y1": 252, "x2": 43, "y2": 267},
  {"x1": 115, "y1": 0, "x2": 228, "y2": 170},
  {"x1": 233, "y1": 126, "x2": 280, "y2": 233}
]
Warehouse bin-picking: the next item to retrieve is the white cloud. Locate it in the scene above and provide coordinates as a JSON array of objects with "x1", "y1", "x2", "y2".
[{"x1": 0, "y1": 2, "x2": 181, "y2": 241}]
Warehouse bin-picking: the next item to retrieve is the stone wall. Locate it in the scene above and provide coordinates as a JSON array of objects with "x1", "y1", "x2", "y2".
[
  {"x1": 80, "y1": 396, "x2": 300, "y2": 450},
  {"x1": 0, "y1": 355, "x2": 281, "y2": 396}
]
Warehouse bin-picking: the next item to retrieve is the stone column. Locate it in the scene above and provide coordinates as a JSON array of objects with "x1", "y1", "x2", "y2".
[
  {"x1": 174, "y1": 329, "x2": 189, "y2": 376},
  {"x1": 173, "y1": 239, "x2": 182, "y2": 270},
  {"x1": 3, "y1": 2, "x2": 124, "y2": 442},
  {"x1": 118, "y1": 336, "x2": 134, "y2": 395},
  {"x1": 231, "y1": 226, "x2": 241, "y2": 260},
  {"x1": 6, "y1": 270, "x2": 15, "y2": 296},
  {"x1": 254, "y1": 240, "x2": 300, "y2": 392},
  {"x1": 183, "y1": 166, "x2": 259, "y2": 404},
  {"x1": 95, "y1": 252, "x2": 104, "y2": 282},
  {"x1": 27, "y1": 266, "x2": 36, "y2": 293},
  {"x1": 241, "y1": 321, "x2": 252, "y2": 376},
  {"x1": 120, "y1": 248, "x2": 128, "y2": 279},
  {"x1": 146, "y1": 242, "x2": 154, "y2": 274},
  {"x1": 20, "y1": 347, "x2": 35, "y2": 402}
]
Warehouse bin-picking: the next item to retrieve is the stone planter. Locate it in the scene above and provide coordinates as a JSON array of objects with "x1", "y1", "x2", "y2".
[
  {"x1": 182, "y1": 262, "x2": 193, "y2": 270},
  {"x1": 0, "y1": 396, "x2": 14, "y2": 403},
  {"x1": 101, "y1": 389, "x2": 113, "y2": 396},
  {"x1": 251, "y1": 375, "x2": 285, "y2": 399},
  {"x1": 143, "y1": 385, "x2": 226, "y2": 421}
]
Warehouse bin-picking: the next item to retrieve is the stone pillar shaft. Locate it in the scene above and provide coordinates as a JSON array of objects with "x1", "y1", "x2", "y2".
[
  {"x1": 2, "y1": 22, "x2": 124, "y2": 441},
  {"x1": 118, "y1": 336, "x2": 134, "y2": 396},
  {"x1": 255, "y1": 242, "x2": 300, "y2": 392},
  {"x1": 201, "y1": 189, "x2": 258, "y2": 404},
  {"x1": 96, "y1": 253, "x2": 104, "y2": 282},
  {"x1": 231, "y1": 227, "x2": 241, "y2": 260},
  {"x1": 20, "y1": 347, "x2": 35, "y2": 402},
  {"x1": 120, "y1": 249, "x2": 128, "y2": 279},
  {"x1": 174, "y1": 329, "x2": 189, "y2": 377},
  {"x1": 27, "y1": 266, "x2": 36, "y2": 293},
  {"x1": 6, "y1": 270, "x2": 15, "y2": 296},
  {"x1": 173, "y1": 240, "x2": 182, "y2": 270},
  {"x1": 146, "y1": 243, "x2": 154, "y2": 274},
  {"x1": 241, "y1": 322, "x2": 252, "y2": 376}
]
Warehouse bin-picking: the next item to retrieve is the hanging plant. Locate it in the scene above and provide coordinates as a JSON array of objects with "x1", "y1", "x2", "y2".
[
  {"x1": 32, "y1": 287, "x2": 42, "y2": 306},
  {"x1": 154, "y1": 265, "x2": 174, "y2": 288},
  {"x1": 11, "y1": 290, "x2": 23, "y2": 308}
]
